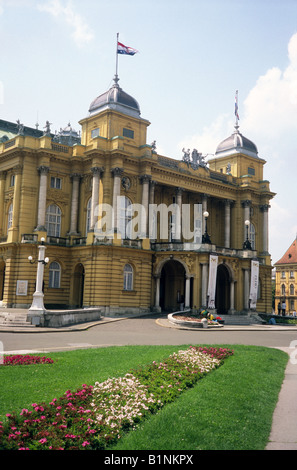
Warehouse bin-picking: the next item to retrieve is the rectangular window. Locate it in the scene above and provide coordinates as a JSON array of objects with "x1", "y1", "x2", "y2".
[
  {"x1": 123, "y1": 128, "x2": 134, "y2": 139},
  {"x1": 50, "y1": 177, "x2": 62, "y2": 189},
  {"x1": 91, "y1": 128, "x2": 100, "y2": 138},
  {"x1": 248, "y1": 167, "x2": 255, "y2": 175},
  {"x1": 10, "y1": 175, "x2": 15, "y2": 187}
]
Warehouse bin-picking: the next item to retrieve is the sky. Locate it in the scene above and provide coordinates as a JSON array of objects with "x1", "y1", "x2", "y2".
[{"x1": 0, "y1": 0, "x2": 297, "y2": 265}]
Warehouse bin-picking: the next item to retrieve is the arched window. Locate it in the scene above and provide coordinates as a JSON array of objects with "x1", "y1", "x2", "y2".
[
  {"x1": 46, "y1": 204, "x2": 61, "y2": 237},
  {"x1": 86, "y1": 198, "x2": 92, "y2": 235},
  {"x1": 290, "y1": 284, "x2": 295, "y2": 296},
  {"x1": 123, "y1": 264, "x2": 133, "y2": 291},
  {"x1": 49, "y1": 262, "x2": 61, "y2": 288},
  {"x1": 281, "y1": 284, "x2": 286, "y2": 296},
  {"x1": 119, "y1": 197, "x2": 133, "y2": 239},
  {"x1": 7, "y1": 203, "x2": 13, "y2": 233}
]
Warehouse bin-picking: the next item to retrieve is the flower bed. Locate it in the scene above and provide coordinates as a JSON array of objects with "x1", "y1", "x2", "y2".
[
  {"x1": 0, "y1": 346, "x2": 233, "y2": 450},
  {"x1": 168, "y1": 313, "x2": 223, "y2": 328},
  {"x1": 2, "y1": 355, "x2": 55, "y2": 366}
]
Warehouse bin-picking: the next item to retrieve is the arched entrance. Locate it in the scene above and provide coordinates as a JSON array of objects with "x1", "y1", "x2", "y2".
[
  {"x1": 215, "y1": 264, "x2": 231, "y2": 315},
  {"x1": 0, "y1": 261, "x2": 5, "y2": 302},
  {"x1": 72, "y1": 264, "x2": 85, "y2": 308},
  {"x1": 160, "y1": 259, "x2": 187, "y2": 311}
]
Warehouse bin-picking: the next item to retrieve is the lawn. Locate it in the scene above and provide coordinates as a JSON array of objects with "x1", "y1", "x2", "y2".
[{"x1": 0, "y1": 344, "x2": 288, "y2": 450}]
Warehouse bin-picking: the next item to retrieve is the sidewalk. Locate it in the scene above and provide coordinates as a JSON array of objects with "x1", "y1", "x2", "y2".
[{"x1": 265, "y1": 347, "x2": 297, "y2": 450}]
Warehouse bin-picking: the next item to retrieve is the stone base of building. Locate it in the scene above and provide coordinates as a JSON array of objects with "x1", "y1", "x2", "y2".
[{"x1": 27, "y1": 307, "x2": 102, "y2": 327}]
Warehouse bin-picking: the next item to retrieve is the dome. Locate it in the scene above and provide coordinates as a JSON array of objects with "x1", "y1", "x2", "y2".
[
  {"x1": 215, "y1": 126, "x2": 258, "y2": 158},
  {"x1": 89, "y1": 78, "x2": 141, "y2": 118}
]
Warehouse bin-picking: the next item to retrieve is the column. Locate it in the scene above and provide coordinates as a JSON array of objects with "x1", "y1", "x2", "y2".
[
  {"x1": 260, "y1": 204, "x2": 270, "y2": 253},
  {"x1": 241, "y1": 200, "x2": 251, "y2": 243},
  {"x1": 0, "y1": 172, "x2": 6, "y2": 235},
  {"x1": 149, "y1": 181, "x2": 156, "y2": 240},
  {"x1": 201, "y1": 263, "x2": 208, "y2": 307},
  {"x1": 176, "y1": 187, "x2": 183, "y2": 240},
  {"x1": 69, "y1": 173, "x2": 81, "y2": 235},
  {"x1": 154, "y1": 275, "x2": 161, "y2": 310},
  {"x1": 35, "y1": 166, "x2": 49, "y2": 231},
  {"x1": 185, "y1": 276, "x2": 191, "y2": 308},
  {"x1": 224, "y1": 199, "x2": 231, "y2": 248},
  {"x1": 90, "y1": 167, "x2": 103, "y2": 231},
  {"x1": 9, "y1": 166, "x2": 22, "y2": 241},
  {"x1": 243, "y1": 268, "x2": 250, "y2": 310},
  {"x1": 111, "y1": 167, "x2": 123, "y2": 233},
  {"x1": 202, "y1": 194, "x2": 208, "y2": 233},
  {"x1": 229, "y1": 280, "x2": 235, "y2": 314},
  {"x1": 140, "y1": 174, "x2": 151, "y2": 237}
]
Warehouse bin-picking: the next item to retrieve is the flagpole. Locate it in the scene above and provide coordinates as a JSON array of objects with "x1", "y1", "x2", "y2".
[{"x1": 115, "y1": 32, "x2": 119, "y2": 85}]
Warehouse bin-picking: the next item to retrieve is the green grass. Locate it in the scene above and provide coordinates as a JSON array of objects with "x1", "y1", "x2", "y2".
[{"x1": 0, "y1": 344, "x2": 288, "y2": 450}]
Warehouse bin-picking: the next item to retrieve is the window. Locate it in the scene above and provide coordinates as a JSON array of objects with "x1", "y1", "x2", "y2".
[
  {"x1": 281, "y1": 271, "x2": 286, "y2": 278},
  {"x1": 86, "y1": 198, "x2": 92, "y2": 235},
  {"x1": 123, "y1": 264, "x2": 133, "y2": 291},
  {"x1": 248, "y1": 167, "x2": 255, "y2": 176},
  {"x1": 46, "y1": 204, "x2": 61, "y2": 237},
  {"x1": 119, "y1": 196, "x2": 133, "y2": 239},
  {"x1": 290, "y1": 284, "x2": 295, "y2": 296},
  {"x1": 91, "y1": 128, "x2": 100, "y2": 139},
  {"x1": 50, "y1": 177, "x2": 62, "y2": 189},
  {"x1": 10, "y1": 174, "x2": 15, "y2": 187},
  {"x1": 281, "y1": 284, "x2": 286, "y2": 296},
  {"x1": 49, "y1": 262, "x2": 61, "y2": 288},
  {"x1": 7, "y1": 203, "x2": 13, "y2": 233},
  {"x1": 290, "y1": 271, "x2": 294, "y2": 278},
  {"x1": 123, "y1": 128, "x2": 134, "y2": 139}
]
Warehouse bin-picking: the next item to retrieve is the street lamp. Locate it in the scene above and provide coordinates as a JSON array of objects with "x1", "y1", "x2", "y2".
[
  {"x1": 202, "y1": 211, "x2": 211, "y2": 244},
  {"x1": 243, "y1": 220, "x2": 252, "y2": 250},
  {"x1": 28, "y1": 237, "x2": 49, "y2": 320}
]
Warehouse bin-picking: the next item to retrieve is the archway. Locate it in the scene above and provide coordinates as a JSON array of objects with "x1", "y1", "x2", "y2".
[
  {"x1": 215, "y1": 264, "x2": 231, "y2": 315},
  {"x1": 0, "y1": 261, "x2": 5, "y2": 302},
  {"x1": 160, "y1": 259, "x2": 187, "y2": 311},
  {"x1": 72, "y1": 264, "x2": 85, "y2": 308}
]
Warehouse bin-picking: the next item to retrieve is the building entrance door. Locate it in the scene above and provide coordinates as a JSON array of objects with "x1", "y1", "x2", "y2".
[
  {"x1": 72, "y1": 264, "x2": 85, "y2": 308},
  {"x1": 215, "y1": 264, "x2": 230, "y2": 315},
  {"x1": 160, "y1": 260, "x2": 186, "y2": 311}
]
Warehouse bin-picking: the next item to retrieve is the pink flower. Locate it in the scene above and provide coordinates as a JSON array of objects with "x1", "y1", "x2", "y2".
[
  {"x1": 82, "y1": 441, "x2": 90, "y2": 447},
  {"x1": 39, "y1": 438, "x2": 47, "y2": 444}
]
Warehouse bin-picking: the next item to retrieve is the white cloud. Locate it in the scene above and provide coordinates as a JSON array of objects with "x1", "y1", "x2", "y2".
[
  {"x1": 178, "y1": 113, "x2": 233, "y2": 158},
  {"x1": 38, "y1": 0, "x2": 94, "y2": 47},
  {"x1": 242, "y1": 32, "x2": 297, "y2": 139}
]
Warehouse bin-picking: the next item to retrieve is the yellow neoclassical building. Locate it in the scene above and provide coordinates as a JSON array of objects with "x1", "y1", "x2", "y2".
[
  {"x1": 274, "y1": 238, "x2": 297, "y2": 315},
  {"x1": 0, "y1": 76, "x2": 275, "y2": 318}
]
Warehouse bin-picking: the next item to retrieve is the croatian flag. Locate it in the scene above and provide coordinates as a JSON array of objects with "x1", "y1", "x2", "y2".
[
  {"x1": 117, "y1": 41, "x2": 138, "y2": 56},
  {"x1": 235, "y1": 91, "x2": 239, "y2": 120}
]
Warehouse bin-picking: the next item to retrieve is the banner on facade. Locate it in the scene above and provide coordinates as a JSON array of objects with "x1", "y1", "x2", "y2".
[
  {"x1": 207, "y1": 254, "x2": 218, "y2": 309},
  {"x1": 249, "y1": 260, "x2": 259, "y2": 309}
]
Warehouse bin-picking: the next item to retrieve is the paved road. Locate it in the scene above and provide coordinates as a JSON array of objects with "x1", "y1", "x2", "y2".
[{"x1": 1, "y1": 314, "x2": 297, "y2": 353}]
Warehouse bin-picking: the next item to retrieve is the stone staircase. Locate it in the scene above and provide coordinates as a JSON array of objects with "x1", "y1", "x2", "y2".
[
  {"x1": 0, "y1": 311, "x2": 35, "y2": 328},
  {"x1": 219, "y1": 314, "x2": 265, "y2": 325}
]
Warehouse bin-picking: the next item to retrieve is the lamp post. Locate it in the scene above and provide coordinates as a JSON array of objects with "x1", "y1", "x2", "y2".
[
  {"x1": 28, "y1": 237, "x2": 49, "y2": 322},
  {"x1": 243, "y1": 220, "x2": 252, "y2": 250},
  {"x1": 202, "y1": 211, "x2": 211, "y2": 244}
]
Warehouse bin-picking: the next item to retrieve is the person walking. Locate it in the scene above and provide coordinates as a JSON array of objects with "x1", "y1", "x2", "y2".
[{"x1": 281, "y1": 301, "x2": 286, "y2": 316}]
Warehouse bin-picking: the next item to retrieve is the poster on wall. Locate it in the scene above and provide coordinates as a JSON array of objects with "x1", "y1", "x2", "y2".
[
  {"x1": 249, "y1": 260, "x2": 259, "y2": 309},
  {"x1": 16, "y1": 280, "x2": 28, "y2": 296},
  {"x1": 207, "y1": 254, "x2": 218, "y2": 309}
]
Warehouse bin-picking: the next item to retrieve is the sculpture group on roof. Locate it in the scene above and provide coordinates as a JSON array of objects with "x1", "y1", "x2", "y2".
[{"x1": 182, "y1": 148, "x2": 208, "y2": 170}]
